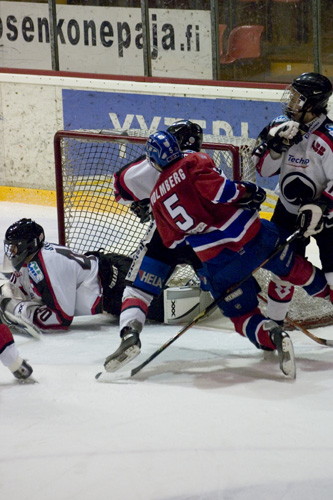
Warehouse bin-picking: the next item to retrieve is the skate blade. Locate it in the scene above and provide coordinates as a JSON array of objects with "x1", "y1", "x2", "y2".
[
  {"x1": 104, "y1": 345, "x2": 140, "y2": 373},
  {"x1": 15, "y1": 376, "x2": 38, "y2": 384},
  {"x1": 280, "y1": 337, "x2": 296, "y2": 380}
]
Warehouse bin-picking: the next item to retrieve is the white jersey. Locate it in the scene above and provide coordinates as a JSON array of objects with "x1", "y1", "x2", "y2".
[
  {"x1": 253, "y1": 114, "x2": 333, "y2": 215},
  {"x1": 114, "y1": 155, "x2": 160, "y2": 204},
  {"x1": 9, "y1": 242, "x2": 102, "y2": 331}
]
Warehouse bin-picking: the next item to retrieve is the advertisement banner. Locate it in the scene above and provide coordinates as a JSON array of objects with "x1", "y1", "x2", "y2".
[
  {"x1": 62, "y1": 88, "x2": 282, "y2": 189},
  {"x1": 0, "y1": 2, "x2": 212, "y2": 77}
]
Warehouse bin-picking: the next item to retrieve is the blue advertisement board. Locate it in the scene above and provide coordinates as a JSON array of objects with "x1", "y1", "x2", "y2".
[{"x1": 62, "y1": 89, "x2": 281, "y2": 188}]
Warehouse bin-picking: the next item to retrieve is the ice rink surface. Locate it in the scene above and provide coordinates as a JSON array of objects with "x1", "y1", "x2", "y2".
[{"x1": 1, "y1": 201, "x2": 333, "y2": 500}]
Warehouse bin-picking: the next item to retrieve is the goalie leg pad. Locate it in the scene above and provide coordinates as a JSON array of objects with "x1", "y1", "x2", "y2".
[{"x1": 163, "y1": 286, "x2": 213, "y2": 324}]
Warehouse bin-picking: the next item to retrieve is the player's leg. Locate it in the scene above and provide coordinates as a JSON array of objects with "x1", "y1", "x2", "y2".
[
  {"x1": 0, "y1": 323, "x2": 33, "y2": 379},
  {"x1": 266, "y1": 201, "x2": 308, "y2": 324},
  {"x1": 199, "y1": 255, "x2": 296, "y2": 377}
]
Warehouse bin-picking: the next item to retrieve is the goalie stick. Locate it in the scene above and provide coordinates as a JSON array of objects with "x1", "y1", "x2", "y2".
[
  {"x1": 258, "y1": 293, "x2": 333, "y2": 347},
  {"x1": 96, "y1": 229, "x2": 301, "y2": 382}
]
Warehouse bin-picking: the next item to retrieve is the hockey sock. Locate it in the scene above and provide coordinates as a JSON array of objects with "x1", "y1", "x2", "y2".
[
  {"x1": 231, "y1": 308, "x2": 276, "y2": 350},
  {"x1": 267, "y1": 281, "x2": 295, "y2": 322}
]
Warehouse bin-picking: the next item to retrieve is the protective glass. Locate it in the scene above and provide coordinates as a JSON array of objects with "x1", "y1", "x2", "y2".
[{"x1": 281, "y1": 85, "x2": 307, "y2": 118}]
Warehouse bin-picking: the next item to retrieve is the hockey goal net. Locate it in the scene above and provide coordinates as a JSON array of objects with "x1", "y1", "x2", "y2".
[{"x1": 54, "y1": 129, "x2": 333, "y2": 329}]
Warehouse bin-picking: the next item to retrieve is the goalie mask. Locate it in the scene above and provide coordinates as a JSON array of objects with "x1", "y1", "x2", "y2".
[
  {"x1": 146, "y1": 131, "x2": 182, "y2": 172},
  {"x1": 281, "y1": 72, "x2": 333, "y2": 121},
  {"x1": 4, "y1": 218, "x2": 45, "y2": 271},
  {"x1": 167, "y1": 120, "x2": 203, "y2": 152}
]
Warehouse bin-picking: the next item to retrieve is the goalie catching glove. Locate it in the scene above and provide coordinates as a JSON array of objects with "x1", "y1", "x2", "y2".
[
  {"x1": 296, "y1": 203, "x2": 324, "y2": 237},
  {"x1": 237, "y1": 182, "x2": 266, "y2": 211},
  {"x1": 130, "y1": 199, "x2": 152, "y2": 223},
  {"x1": 267, "y1": 120, "x2": 305, "y2": 155}
]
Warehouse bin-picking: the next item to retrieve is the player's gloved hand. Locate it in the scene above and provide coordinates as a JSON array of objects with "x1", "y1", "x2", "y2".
[
  {"x1": 237, "y1": 182, "x2": 266, "y2": 211},
  {"x1": 0, "y1": 282, "x2": 25, "y2": 316},
  {"x1": 130, "y1": 199, "x2": 152, "y2": 223},
  {"x1": 267, "y1": 121, "x2": 304, "y2": 155},
  {"x1": 252, "y1": 140, "x2": 269, "y2": 159},
  {"x1": 296, "y1": 203, "x2": 324, "y2": 237}
]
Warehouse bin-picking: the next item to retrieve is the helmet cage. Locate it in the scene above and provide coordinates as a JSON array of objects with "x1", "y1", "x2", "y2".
[{"x1": 281, "y1": 85, "x2": 307, "y2": 119}]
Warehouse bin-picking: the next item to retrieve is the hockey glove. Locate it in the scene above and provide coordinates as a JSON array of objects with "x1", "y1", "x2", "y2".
[
  {"x1": 237, "y1": 182, "x2": 266, "y2": 211},
  {"x1": 296, "y1": 203, "x2": 324, "y2": 237},
  {"x1": 252, "y1": 139, "x2": 269, "y2": 159},
  {"x1": 130, "y1": 199, "x2": 152, "y2": 223},
  {"x1": 267, "y1": 121, "x2": 305, "y2": 155}
]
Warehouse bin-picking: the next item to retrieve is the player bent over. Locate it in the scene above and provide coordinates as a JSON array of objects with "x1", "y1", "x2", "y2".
[
  {"x1": 136, "y1": 131, "x2": 330, "y2": 378},
  {"x1": 104, "y1": 120, "x2": 207, "y2": 372},
  {"x1": 0, "y1": 218, "x2": 138, "y2": 332},
  {"x1": 0, "y1": 322, "x2": 33, "y2": 379}
]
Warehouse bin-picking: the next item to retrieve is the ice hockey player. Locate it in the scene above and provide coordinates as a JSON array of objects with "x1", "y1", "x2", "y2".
[
  {"x1": 251, "y1": 72, "x2": 333, "y2": 324},
  {"x1": 103, "y1": 120, "x2": 207, "y2": 373},
  {"x1": 0, "y1": 322, "x2": 33, "y2": 380},
  {"x1": 0, "y1": 218, "x2": 135, "y2": 331},
  {"x1": 146, "y1": 130, "x2": 332, "y2": 378}
]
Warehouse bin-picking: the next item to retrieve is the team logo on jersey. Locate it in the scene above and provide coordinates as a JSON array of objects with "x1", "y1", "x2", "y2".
[
  {"x1": 281, "y1": 173, "x2": 316, "y2": 206},
  {"x1": 287, "y1": 154, "x2": 310, "y2": 167},
  {"x1": 28, "y1": 261, "x2": 44, "y2": 283},
  {"x1": 325, "y1": 123, "x2": 333, "y2": 136}
]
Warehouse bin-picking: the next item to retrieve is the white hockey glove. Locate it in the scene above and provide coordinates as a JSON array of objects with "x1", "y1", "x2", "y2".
[
  {"x1": 0, "y1": 282, "x2": 41, "y2": 339},
  {"x1": 296, "y1": 203, "x2": 324, "y2": 238},
  {"x1": 267, "y1": 121, "x2": 304, "y2": 155}
]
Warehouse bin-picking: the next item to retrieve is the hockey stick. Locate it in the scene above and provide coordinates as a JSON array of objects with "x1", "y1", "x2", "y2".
[
  {"x1": 258, "y1": 293, "x2": 333, "y2": 347},
  {"x1": 96, "y1": 229, "x2": 301, "y2": 382}
]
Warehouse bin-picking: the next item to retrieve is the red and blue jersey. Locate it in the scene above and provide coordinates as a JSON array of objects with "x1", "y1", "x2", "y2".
[{"x1": 150, "y1": 152, "x2": 261, "y2": 262}]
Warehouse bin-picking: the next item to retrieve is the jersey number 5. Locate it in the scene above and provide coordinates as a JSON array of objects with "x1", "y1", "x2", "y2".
[{"x1": 163, "y1": 193, "x2": 194, "y2": 231}]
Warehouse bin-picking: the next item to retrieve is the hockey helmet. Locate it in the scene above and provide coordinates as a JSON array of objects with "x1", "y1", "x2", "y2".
[
  {"x1": 167, "y1": 120, "x2": 203, "y2": 152},
  {"x1": 281, "y1": 72, "x2": 333, "y2": 120},
  {"x1": 4, "y1": 218, "x2": 45, "y2": 270},
  {"x1": 146, "y1": 131, "x2": 182, "y2": 172}
]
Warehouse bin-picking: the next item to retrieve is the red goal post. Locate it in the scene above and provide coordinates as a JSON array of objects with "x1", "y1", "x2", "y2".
[{"x1": 54, "y1": 130, "x2": 249, "y2": 255}]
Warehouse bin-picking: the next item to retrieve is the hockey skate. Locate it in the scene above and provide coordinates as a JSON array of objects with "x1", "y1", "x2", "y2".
[
  {"x1": 11, "y1": 359, "x2": 33, "y2": 380},
  {"x1": 268, "y1": 321, "x2": 296, "y2": 379},
  {"x1": 104, "y1": 324, "x2": 141, "y2": 372}
]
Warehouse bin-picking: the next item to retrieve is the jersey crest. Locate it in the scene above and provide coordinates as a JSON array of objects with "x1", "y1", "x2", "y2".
[{"x1": 28, "y1": 261, "x2": 44, "y2": 284}]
